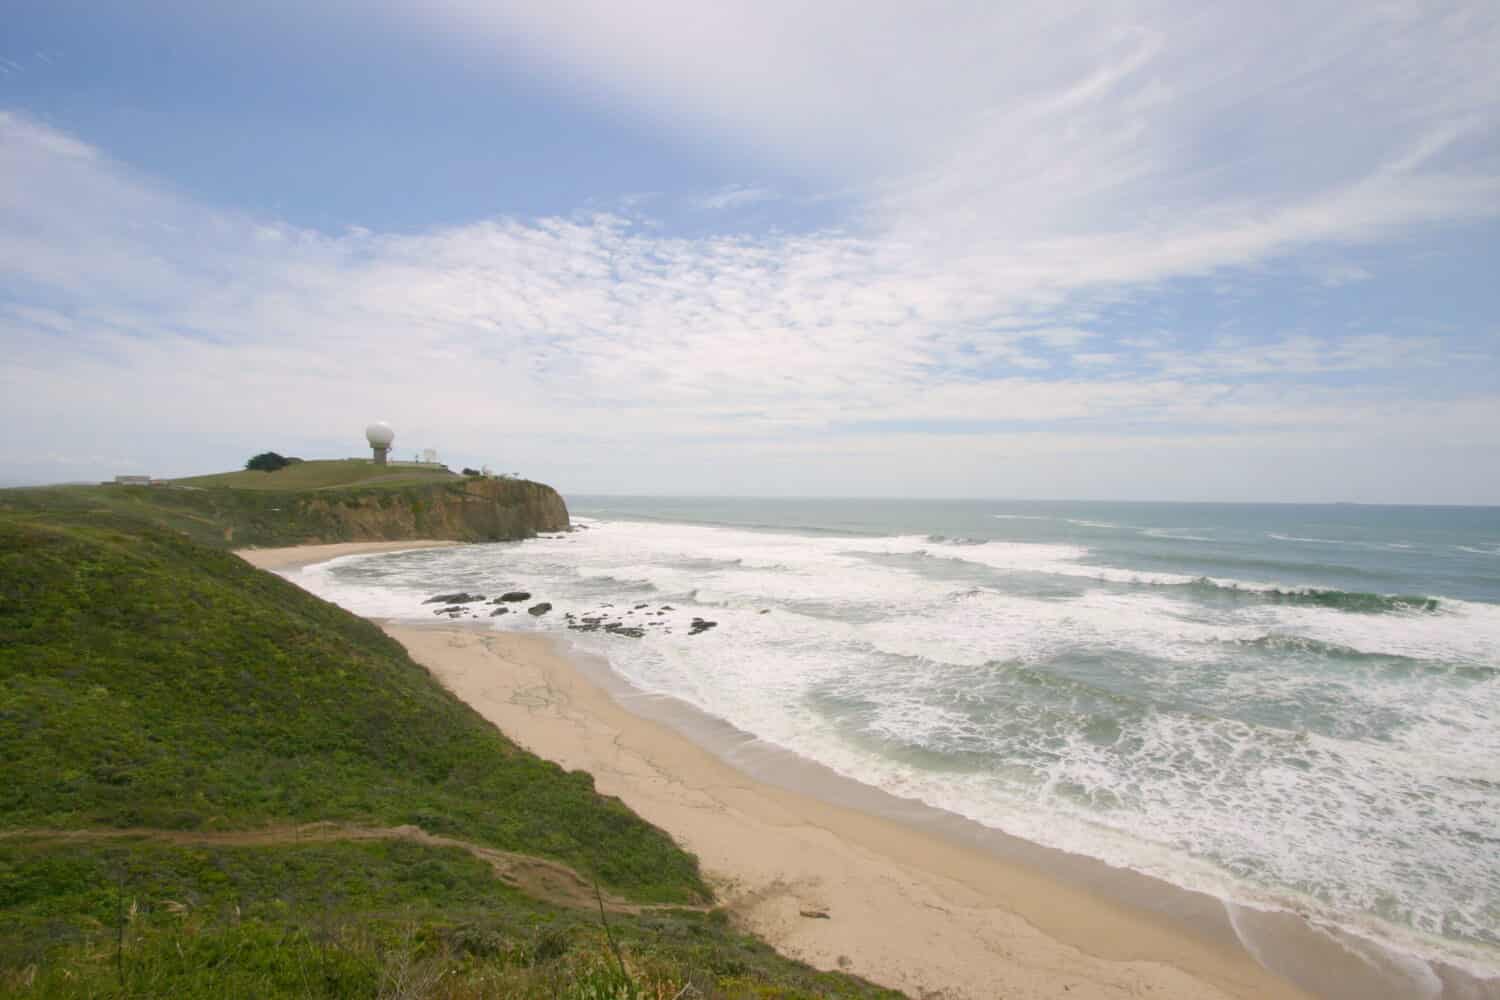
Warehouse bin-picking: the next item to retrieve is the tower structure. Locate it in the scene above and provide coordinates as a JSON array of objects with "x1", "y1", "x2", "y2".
[{"x1": 365, "y1": 421, "x2": 395, "y2": 465}]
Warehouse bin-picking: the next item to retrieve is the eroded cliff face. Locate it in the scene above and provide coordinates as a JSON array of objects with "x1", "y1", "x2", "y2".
[{"x1": 291, "y1": 478, "x2": 569, "y2": 543}]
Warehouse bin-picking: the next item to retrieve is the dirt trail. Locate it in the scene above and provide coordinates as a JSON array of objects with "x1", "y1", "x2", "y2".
[{"x1": 0, "y1": 824, "x2": 710, "y2": 915}]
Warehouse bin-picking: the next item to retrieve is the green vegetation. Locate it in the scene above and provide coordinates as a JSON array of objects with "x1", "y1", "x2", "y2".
[
  {"x1": 0, "y1": 505, "x2": 896, "y2": 997},
  {"x1": 244, "y1": 451, "x2": 295, "y2": 473},
  {"x1": 0, "y1": 837, "x2": 894, "y2": 998},
  {"x1": 0, "y1": 514, "x2": 701, "y2": 900},
  {"x1": 179, "y1": 458, "x2": 458, "y2": 492},
  {"x1": 0, "y1": 481, "x2": 385, "y2": 548},
  {"x1": 0, "y1": 467, "x2": 565, "y2": 549}
]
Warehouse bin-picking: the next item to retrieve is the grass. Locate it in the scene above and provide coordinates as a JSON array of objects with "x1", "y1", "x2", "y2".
[
  {"x1": 0, "y1": 838, "x2": 898, "y2": 998},
  {"x1": 0, "y1": 483, "x2": 363, "y2": 549},
  {"x1": 0, "y1": 473, "x2": 558, "y2": 549},
  {"x1": 0, "y1": 513, "x2": 703, "y2": 903},
  {"x1": 174, "y1": 459, "x2": 459, "y2": 492},
  {"x1": 0, "y1": 499, "x2": 897, "y2": 997}
]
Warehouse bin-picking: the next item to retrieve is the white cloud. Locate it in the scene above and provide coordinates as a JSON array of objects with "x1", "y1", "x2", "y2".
[{"x1": 406, "y1": 2, "x2": 1500, "y2": 261}]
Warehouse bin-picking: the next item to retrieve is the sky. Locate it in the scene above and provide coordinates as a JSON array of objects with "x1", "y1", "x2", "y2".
[{"x1": 2, "y1": 1, "x2": 1498, "y2": 502}]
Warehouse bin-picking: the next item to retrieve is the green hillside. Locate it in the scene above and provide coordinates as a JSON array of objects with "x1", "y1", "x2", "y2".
[
  {"x1": 0, "y1": 511, "x2": 897, "y2": 998},
  {"x1": 174, "y1": 458, "x2": 460, "y2": 491},
  {"x1": 0, "y1": 480, "x2": 445, "y2": 550},
  {"x1": 0, "y1": 467, "x2": 568, "y2": 550}
]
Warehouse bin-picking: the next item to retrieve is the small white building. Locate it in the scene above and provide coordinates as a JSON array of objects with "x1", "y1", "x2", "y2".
[{"x1": 114, "y1": 475, "x2": 151, "y2": 486}]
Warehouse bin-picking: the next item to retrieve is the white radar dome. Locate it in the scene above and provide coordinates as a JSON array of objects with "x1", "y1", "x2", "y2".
[{"x1": 365, "y1": 422, "x2": 395, "y2": 447}]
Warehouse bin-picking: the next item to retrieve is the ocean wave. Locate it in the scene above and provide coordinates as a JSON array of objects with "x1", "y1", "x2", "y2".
[
  {"x1": 1231, "y1": 635, "x2": 1497, "y2": 679},
  {"x1": 1141, "y1": 528, "x2": 1214, "y2": 541},
  {"x1": 1157, "y1": 550, "x2": 1391, "y2": 580},
  {"x1": 1185, "y1": 579, "x2": 1441, "y2": 614},
  {"x1": 904, "y1": 541, "x2": 1442, "y2": 613},
  {"x1": 924, "y1": 534, "x2": 989, "y2": 545},
  {"x1": 1268, "y1": 532, "x2": 1354, "y2": 545},
  {"x1": 1268, "y1": 533, "x2": 1423, "y2": 553}
]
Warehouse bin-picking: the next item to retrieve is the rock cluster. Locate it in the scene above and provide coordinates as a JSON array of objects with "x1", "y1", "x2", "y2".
[{"x1": 422, "y1": 590, "x2": 725, "y2": 640}]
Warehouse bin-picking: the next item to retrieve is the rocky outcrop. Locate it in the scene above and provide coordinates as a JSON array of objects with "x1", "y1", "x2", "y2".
[
  {"x1": 424, "y1": 592, "x2": 485, "y2": 604},
  {"x1": 291, "y1": 478, "x2": 569, "y2": 544}
]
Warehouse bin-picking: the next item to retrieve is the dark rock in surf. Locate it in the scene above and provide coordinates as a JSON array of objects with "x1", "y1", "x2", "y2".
[
  {"x1": 424, "y1": 592, "x2": 484, "y2": 605},
  {"x1": 497, "y1": 591, "x2": 531, "y2": 603},
  {"x1": 527, "y1": 602, "x2": 552, "y2": 616}
]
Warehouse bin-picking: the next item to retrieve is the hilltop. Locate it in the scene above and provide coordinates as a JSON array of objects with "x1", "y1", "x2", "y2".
[
  {"x1": 0, "y1": 507, "x2": 898, "y2": 998},
  {"x1": 173, "y1": 458, "x2": 462, "y2": 491}
]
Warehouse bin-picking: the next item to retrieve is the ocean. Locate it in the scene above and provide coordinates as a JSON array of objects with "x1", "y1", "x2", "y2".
[{"x1": 292, "y1": 497, "x2": 1500, "y2": 979}]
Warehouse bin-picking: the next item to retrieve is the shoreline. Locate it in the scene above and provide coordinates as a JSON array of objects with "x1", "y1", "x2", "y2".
[
  {"x1": 235, "y1": 539, "x2": 462, "y2": 572},
  {"x1": 243, "y1": 541, "x2": 1494, "y2": 1000},
  {"x1": 391, "y1": 624, "x2": 1309, "y2": 1000}
]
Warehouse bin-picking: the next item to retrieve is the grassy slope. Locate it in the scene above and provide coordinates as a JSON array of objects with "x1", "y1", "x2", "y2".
[
  {"x1": 174, "y1": 459, "x2": 460, "y2": 491},
  {"x1": 0, "y1": 479, "x2": 466, "y2": 550},
  {"x1": 0, "y1": 510, "x2": 897, "y2": 998},
  {"x1": 0, "y1": 483, "x2": 373, "y2": 549},
  {"x1": 0, "y1": 837, "x2": 892, "y2": 999},
  {"x1": 0, "y1": 513, "x2": 702, "y2": 901}
]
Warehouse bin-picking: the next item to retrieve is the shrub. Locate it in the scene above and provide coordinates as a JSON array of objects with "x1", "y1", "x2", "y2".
[{"x1": 245, "y1": 452, "x2": 290, "y2": 473}]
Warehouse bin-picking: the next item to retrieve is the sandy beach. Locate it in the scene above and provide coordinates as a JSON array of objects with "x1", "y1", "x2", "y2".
[
  {"x1": 386, "y1": 624, "x2": 1318, "y2": 1000},
  {"x1": 237, "y1": 539, "x2": 462, "y2": 572},
  {"x1": 239, "y1": 541, "x2": 1479, "y2": 1000}
]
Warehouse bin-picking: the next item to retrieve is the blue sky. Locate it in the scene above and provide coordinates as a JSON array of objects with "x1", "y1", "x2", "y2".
[{"x1": 2, "y1": 1, "x2": 1498, "y2": 501}]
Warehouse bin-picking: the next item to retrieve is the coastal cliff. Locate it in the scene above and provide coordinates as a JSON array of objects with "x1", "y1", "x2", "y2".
[
  {"x1": 282, "y1": 477, "x2": 570, "y2": 544},
  {"x1": 0, "y1": 474, "x2": 570, "y2": 549}
]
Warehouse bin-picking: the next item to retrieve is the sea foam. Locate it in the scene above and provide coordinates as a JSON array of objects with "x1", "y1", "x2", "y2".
[{"x1": 292, "y1": 514, "x2": 1500, "y2": 978}]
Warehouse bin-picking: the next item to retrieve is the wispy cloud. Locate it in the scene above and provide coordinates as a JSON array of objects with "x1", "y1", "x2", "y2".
[
  {"x1": 413, "y1": 2, "x2": 1500, "y2": 255},
  {"x1": 688, "y1": 185, "x2": 777, "y2": 211}
]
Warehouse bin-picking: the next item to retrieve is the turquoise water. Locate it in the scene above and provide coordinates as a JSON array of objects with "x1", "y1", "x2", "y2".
[{"x1": 298, "y1": 497, "x2": 1500, "y2": 976}]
